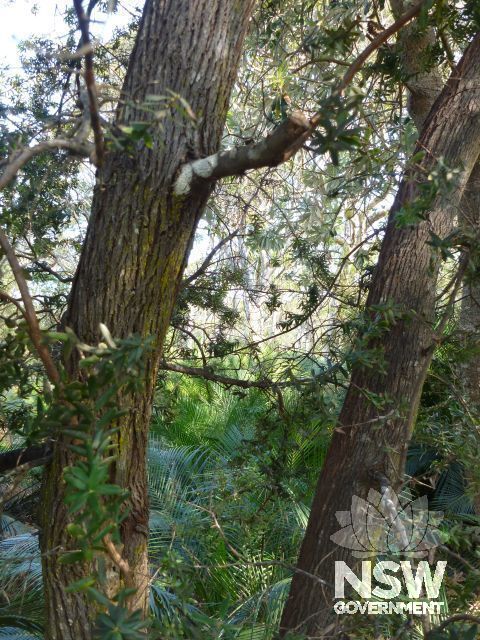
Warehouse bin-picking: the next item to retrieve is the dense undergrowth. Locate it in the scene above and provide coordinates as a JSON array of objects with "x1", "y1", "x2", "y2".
[{"x1": 1, "y1": 349, "x2": 479, "y2": 639}]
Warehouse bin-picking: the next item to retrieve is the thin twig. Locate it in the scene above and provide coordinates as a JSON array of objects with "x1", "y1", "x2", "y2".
[
  {"x1": 0, "y1": 229, "x2": 60, "y2": 384},
  {"x1": 102, "y1": 535, "x2": 133, "y2": 589},
  {"x1": 0, "y1": 138, "x2": 92, "y2": 191},
  {"x1": 73, "y1": 0, "x2": 105, "y2": 167},
  {"x1": 0, "y1": 455, "x2": 51, "y2": 512},
  {"x1": 182, "y1": 230, "x2": 239, "y2": 288},
  {"x1": 0, "y1": 290, "x2": 27, "y2": 318},
  {"x1": 159, "y1": 360, "x2": 341, "y2": 390},
  {"x1": 438, "y1": 545, "x2": 480, "y2": 575},
  {"x1": 173, "y1": 326, "x2": 209, "y2": 369},
  {"x1": 336, "y1": 0, "x2": 427, "y2": 96},
  {"x1": 435, "y1": 614, "x2": 480, "y2": 632}
]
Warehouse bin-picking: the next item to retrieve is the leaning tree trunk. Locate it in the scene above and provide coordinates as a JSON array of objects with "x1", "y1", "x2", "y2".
[
  {"x1": 392, "y1": 0, "x2": 480, "y2": 514},
  {"x1": 393, "y1": 0, "x2": 480, "y2": 522},
  {"x1": 457, "y1": 165, "x2": 480, "y2": 514},
  {"x1": 280, "y1": 33, "x2": 480, "y2": 638},
  {"x1": 40, "y1": 1, "x2": 255, "y2": 638},
  {"x1": 458, "y1": 168, "x2": 480, "y2": 407}
]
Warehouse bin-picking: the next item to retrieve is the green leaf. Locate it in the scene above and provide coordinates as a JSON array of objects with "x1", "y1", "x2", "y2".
[
  {"x1": 65, "y1": 576, "x2": 96, "y2": 592},
  {"x1": 60, "y1": 550, "x2": 87, "y2": 564}
]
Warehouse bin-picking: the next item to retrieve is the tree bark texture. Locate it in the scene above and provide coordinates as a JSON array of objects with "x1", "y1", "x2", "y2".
[
  {"x1": 390, "y1": 0, "x2": 445, "y2": 131},
  {"x1": 392, "y1": 0, "x2": 480, "y2": 514},
  {"x1": 390, "y1": 0, "x2": 445, "y2": 134},
  {"x1": 458, "y1": 165, "x2": 480, "y2": 513},
  {"x1": 280, "y1": 33, "x2": 480, "y2": 638},
  {"x1": 459, "y1": 167, "x2": 480, "y2": 406},
  {"x1": 392, "y1": 0, "x2": 480, "y2": 520},
  {"x1": 40, "y1": 1, "x2": 255, "y2": 638}
]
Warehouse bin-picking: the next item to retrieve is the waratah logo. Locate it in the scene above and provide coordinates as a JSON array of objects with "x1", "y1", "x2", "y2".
[{"x1": 330, "y1": 488, "x2": 443, "y2": 558}]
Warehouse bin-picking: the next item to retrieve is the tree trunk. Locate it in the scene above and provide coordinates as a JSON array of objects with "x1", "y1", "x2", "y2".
[
  {"x1": 459, "y1": 168, "x2": 480, "y2": 411},
  {"x1": 40, "y1": 1, "x2": 255, "y2": 638},
  {"x1": 389, "y1": 0, "x2": 444, "y2": 131},
  {"x1": 392, "y1": 0, "x2": 480, "y2": 514},
  {"x1": 280, "y1": 33, "x2": 480, "y2": 638},
  {"x1": 458, "y1": 164, "x2": 480, "y2": 514}
]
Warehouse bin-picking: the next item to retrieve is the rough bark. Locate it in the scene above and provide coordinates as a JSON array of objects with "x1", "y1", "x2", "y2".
[
  {"x1": 280, "y1": 34, "x2": 480, "y2": 638},
  {"x1": 392, "y1": 1, "x2": 480, "y2": 515},
  {"x1": 460, "y1": 164, "x2": 480, "y2": 402},
  {"x1": 458, "y1": 164, "x2": 480, "y2": 514},
  {"x1": 459, "y1": 171, "x2": 480, "y2": 408},
  {"x1": 40, "y1": 1, "x2": 255, "y2": 638},
  {"x1": 390, "y1": 0, "x2": 445, "y2": 130}
]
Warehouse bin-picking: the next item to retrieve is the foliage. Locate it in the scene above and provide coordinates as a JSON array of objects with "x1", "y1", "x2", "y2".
[
  {"x1": 1, "y1": 0, "x2": 480, "y2": 638},
  {"x1": 147, "y1": 370, "x2": 330, "y2": 637}
]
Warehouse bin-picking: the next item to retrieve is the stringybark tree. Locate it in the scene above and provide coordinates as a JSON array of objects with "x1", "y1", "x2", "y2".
[
  {"x1": 280, "y1": 32, "x2": 480, "y2": 638},
  {"x1": 39, "y1": 1, "x2": 257, "y2": 637}
]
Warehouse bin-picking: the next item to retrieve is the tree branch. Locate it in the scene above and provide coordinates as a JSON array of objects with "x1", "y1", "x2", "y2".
[
  {"x1": 0, "y1": 229, "x2": 60, "y2": 384},
  {"x1": 181, "y1": 230, "x2": 239, "y2": 287},
  {"x1": 0, "y1": 3, "x2": 103, "y2": 191},
  {"x1": 173, "y1": 0, "x2": 427, "y2": 195},
  {"x1": 0, "y1": 290, "x2": 27, "y2": 318},
  {"x1": 102, "y1": 534, "x2": 133, "y2": 590},
  {"x1": 30, "y1": 260, "x2": 73, "y2": 284},
  {"x1": 0, "y1": 443, "x2": 52, "y2": 474},
  {"x1": 0, "y1": 138, "x2": 93, "y2": 191},
  {"x1": 159, "y1": 360, "x2": 342, "y2": 390},
  {"x1": 174, "y1": 112, "x2": 311, "y2": 195},
  {"x1": 160, "y1": 360, "x2": 273, "y2": 388},
  {"x1": 334, "y1": 0, "x2": 427, "y2": 96},
  {"x1": 73, "y1": 0, "x2": 105, "y2": 167}
]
